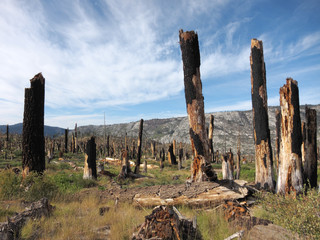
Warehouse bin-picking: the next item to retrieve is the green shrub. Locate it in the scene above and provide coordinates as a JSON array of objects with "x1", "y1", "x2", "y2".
[
  {"x1": 22, "y1": 173, "x2": 60, "y2": 202},
  {"x1": 256, "y1": 189, "x2": 320, "y2": 239},
  {"x1": 0, "y1": 170, "x2": 21, "y2": 200},
  {"x1": 50, "y1": 172, "x2": 97, "y2": 194}
]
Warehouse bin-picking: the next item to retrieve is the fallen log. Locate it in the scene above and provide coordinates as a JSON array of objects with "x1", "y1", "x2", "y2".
[
  {"x1": 101, "y1": 180, "x2": 252, "y2": 207},
  {"x1": 0, "y1": 198, "x2": 53, "y2": 240}
]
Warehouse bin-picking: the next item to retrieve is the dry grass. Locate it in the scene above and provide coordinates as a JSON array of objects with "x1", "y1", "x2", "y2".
[{"x1": 20, "y1": 193, "x2": 150, "y2": 240}]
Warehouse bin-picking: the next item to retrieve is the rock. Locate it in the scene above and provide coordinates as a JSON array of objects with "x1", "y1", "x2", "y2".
[{"x1": 248, "y1": 224, "x2": 300, "y2": 240}]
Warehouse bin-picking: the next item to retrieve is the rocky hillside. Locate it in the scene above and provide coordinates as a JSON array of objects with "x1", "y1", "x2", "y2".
[{"x1": 77, "y1": 104, "x2": 320, "y2": 155}]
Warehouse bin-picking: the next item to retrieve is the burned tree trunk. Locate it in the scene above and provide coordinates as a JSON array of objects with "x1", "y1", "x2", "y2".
[
  {"x1": 64, "y1": 129, "x2": 68, "y2": 153},
  {"x1": 301, "y1": 121, "x2": 306, "y2": 165},
  {"x1": 83, "y1": 137, "x2": 97, "y2": 180},
  {"x1": 178, "y1": 143, "x2": 183, "y2": 170},
  {"x1": 106, "y1": 135, "x2": 110, "y2": 157},
  {"x1": 168, "y1": 143, "x2": 177, "y2": 165},
  {"x1": 303, "y1": 107, "x2": 317, "y2": 188},
  {"x1": 275, "y1": 109, "x2": 281, "y2": 171},
  {"x1": 179, "y1": 29, "x2": 216, "y2": 182},
  {"x1": 74, "y1": 123, "x2": 78, "y2": 153},
  {"x1": 172, "y1": 139, "x2": 176, "y2": 157},
  {"x1": 119, "y1": 150, "x2": 131, "y2": 179},
  {"x1": 222, "y1": 150, "x2": 234, "y2": 180},
  {"x1": 208, "y1": 115, "x2": 214, "y2": 162},
  {"x1": 235, "y1": 150, "x2": 241, "y2": 180},
  {"x1": 5, "y1": 124, "x2": 9, "y2": 149},
  {"x1": 276, "y1": 78, "x2": 304, "y2": 194},
  {"x1": 151, "y1": 141, "x2": 156, "y2": 158},
  {"x1": 134, "y1": 119, "x2": 143, "y2": 174},
  {"x1": 250, "y1": 39, "x2": 274, "y2": 191},
  {"x1": 22, "y1": 73, "x2": 45, "y2": 177}
]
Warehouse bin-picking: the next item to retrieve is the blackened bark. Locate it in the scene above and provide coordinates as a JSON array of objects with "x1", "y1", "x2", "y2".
[
  {"x1": 208, "y1": 115, "x2": 214, "y2": 162},
  {"x1": 22, "y1": 73, "x2": 45, "y2": 177},
  {"x1": 83, "y1": 137, "x2": 97, "y2": 179},
  {"x1": 250, "y1": 39, "x2": 274, "y2": 191},
  {"x1": 168, "y1": 143, "x2": 177, "y2": 165},
  {"x1": 64, "y1": 129, "x2": 68, "y2": 153},
  {"x1": 277, "y1": 78, "x2": 303, "y2": 194},
  {"x1": 135, "y1": 119, "x2": 143, "y2": 174},
  {"x1": 303, "y1": 107, "x2": 317, "y2": 188},
  {"x1": 106, "y1": 135, "x2": 110, "y2": 157},
  {"x1": 275, "y1": 109, "x2": 281, "y2": 171},
  {"x1": 179, "y1": 29, "x2": 216, "y2": 182}
]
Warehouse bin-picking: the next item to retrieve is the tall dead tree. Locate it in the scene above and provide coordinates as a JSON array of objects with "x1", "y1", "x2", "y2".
[
  {"x1": 134, "y1": 119, "x2": 143, "y2": 174},
  {"x1": 275, "y1": 109, "x2": 281, "y2": 171},
  {"x1": 22, "y1": 73, "x2": 45, "y2": 177},
  {"x1": 74, "y1": 123, "x2": 78, "y2": 153},
  {"x1": 168, "y1": 143, "x2": 177, "y2": 165},
  {"x1": 83, "y1": 137, "x2": 97, "y2": 180},
  {"x1": 64, "y1": 129, "x2": 68, "y2": 153},
  {"x1": 151, "y1": 141, "x2": 156, "y2": 158},
  {"x1": 5, "y1": 124, "x2": 9, "y2": 149},
  {"x1": 276, "y1": 78, "x2": 304, "y2": 194},
  {"x1": 303, "y1": 107, "x2": 317, "y2": 188},
  {"x1": 106, "y1": 135, "x2": 110, "y2": 157},
  {"x1": 172, "y1": 139, "x2": 176, "y2": 157},
  {"x1": 301, "y1": 121, "x2": 306, "y2": 165},
  {"x1": 250, "y1": 38, "x2": 274, "y2": 191},
  {"x1": 179, "y1": 29, "x2": 216, "y2": 182},
  {"x1": 208, "y1": 115, "x2": 214, "y2": 162}
]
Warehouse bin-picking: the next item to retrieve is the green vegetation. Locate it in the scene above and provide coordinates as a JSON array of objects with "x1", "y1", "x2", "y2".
[
  {"x1": 1, "y1": 149, "x2": 320, "y2": 239},
  {"x1": 254, "y1": 189, "x2": 320, "y2": 239}
]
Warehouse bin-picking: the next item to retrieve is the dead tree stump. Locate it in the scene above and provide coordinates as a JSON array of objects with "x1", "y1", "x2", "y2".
[
  {"x1": 222, "y1": 150, "x2": 234, "y2": 180},
  {"x1": 168, "y1": 143, "x2": 177, "y2": 165},
  {"x1": 22, "y1": 73, "x2": 45, "y2": 177},
  {"x1": 303, "y1": 107, "x2": 317, "y2": 188},
  {"x1": 135, "y1": 119, "x2": 143, "y2": 174},
  {"x1": 179, "y1": 29, "x2": 216, "y2": 182},
  {"x1": 250, "y1": 39, "x2": 274, "y2": 191},
  {"x1": 119, "y1": 150, "x2": 131, "y2": 179},
  {"x1": 276, "y1": 78, "x2": 304, "y2": 194},
  {"x1": 83, "y1": 137, "x2": 97, "y2": 180},
  {"x1": 74, "y1": 123, "x2": 78, "y2": 153}
]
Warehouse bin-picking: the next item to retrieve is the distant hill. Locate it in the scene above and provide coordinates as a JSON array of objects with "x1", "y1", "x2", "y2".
[
  {"x1": 76, "y1": 104, "x2": 320, "y2": 155},
  {"x1": 1, "y1": 104, "x2": 319, "y2": 155},
  {"x1": 0, "y1": 123, "x2": 65, "y2": 137}
]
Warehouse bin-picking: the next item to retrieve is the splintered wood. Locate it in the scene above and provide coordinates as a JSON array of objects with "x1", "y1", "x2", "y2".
[
  {"x1": 250, "y1": 39, "x2": 274, "y2": 191},
  {"x1": 277, "y1": 78, "x2": 303, "y2": 194},
  {"x1": 179, "y1": 29, "x2": 216, "y2": 182},
  {"x1": 22, "y1": 73, "x2": 45, "y2": 177},
  {"x1": 83, "y1": 137, "x2": 97, "y2": 179},
  {"x1": 132, "y1": 206, "x2": 202, "y2": 240}
]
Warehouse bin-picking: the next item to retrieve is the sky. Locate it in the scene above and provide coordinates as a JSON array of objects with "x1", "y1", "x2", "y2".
[{"x1": 0, "y1": 0, "x2": 320, "y2": 129}]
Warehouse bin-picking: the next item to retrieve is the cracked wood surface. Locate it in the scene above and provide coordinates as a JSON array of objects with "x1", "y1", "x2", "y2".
[
  {"x1": 179, "y1": 29, "x2": 216, "y2": 182},
  {"x1": 101, "y1": 180, "x2": 249, "y2": 207},
  {"x1": 277, "y1": 78, "x2": 303, "y2": 194},
  {"x1": 250, "y1": 39, "x2": 274, "y2": 191}
]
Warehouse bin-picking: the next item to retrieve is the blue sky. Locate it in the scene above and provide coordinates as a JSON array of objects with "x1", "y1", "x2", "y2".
[{"x1": 0, "y1": 0, "x2": 319, "y2": 129}]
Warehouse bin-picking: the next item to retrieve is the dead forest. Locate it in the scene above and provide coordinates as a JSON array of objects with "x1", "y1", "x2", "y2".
[{"x1": 0, "y1": 31, "x2": 319, "y2": 240}]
